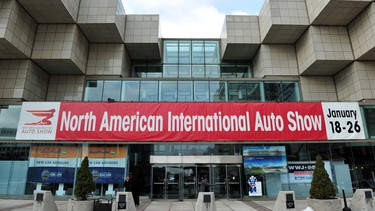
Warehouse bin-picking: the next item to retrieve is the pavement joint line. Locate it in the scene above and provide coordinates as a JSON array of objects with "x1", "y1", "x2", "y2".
[
  {"x1": 244, "y1": 200, "x2": 272, "y2": 211},
  {"x1": 219, "y1": 200, "x2": 235, "y2": 211},
  {"x1": 0, "y1": 202, "x2": 34, "y2": 211}
]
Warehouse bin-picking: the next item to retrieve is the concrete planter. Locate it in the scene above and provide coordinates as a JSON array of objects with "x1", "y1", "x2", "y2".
[
  {"x1": 67, "y1": 199, "x2": 93, "y2": 211},
  {"x1": 307, "y1": 198, "x2": 341, "y2": 211}
]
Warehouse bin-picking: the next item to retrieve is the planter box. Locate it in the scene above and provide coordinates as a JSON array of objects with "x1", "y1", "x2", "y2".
[
  {"x1": 307, "y1": 198, "x2": 341, "y2": 211},
  {"x1": 67, "y1": 199, "x2": 93, "y2": 211}
]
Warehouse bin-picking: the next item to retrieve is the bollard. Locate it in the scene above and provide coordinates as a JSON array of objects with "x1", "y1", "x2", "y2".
[
  {"x1": 273, "y1": 191, "x2": 296, "y2": 211},
  {"x1": 195, "y1": 192, "x2": 216, "y2": 211},
  {"x1": 349, "y1": 189, "x2": 375, "y2": 211},
  {"x1": 32, "y1": 191, "x2": 58, "y2": 211},
  {"x1": 115, "y1": 192, "x2": 136, "y2": 211}
]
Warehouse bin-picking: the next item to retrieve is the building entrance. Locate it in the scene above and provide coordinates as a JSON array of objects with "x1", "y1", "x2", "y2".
[{"x1": 151, "y1": 164, "x2": 242, "y2": 200}]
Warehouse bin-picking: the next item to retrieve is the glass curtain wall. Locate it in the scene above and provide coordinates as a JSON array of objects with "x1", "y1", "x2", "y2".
[
  {"x1": 162, "y1": 40, "x2": 222, "y2": 78},
  {"x1": 0, "y1": 105, "x2": 21, "y2": 140},
  {"x1": 0, "y1": 143, "x2": 30, "y2": 195},
  {"x1": 0, "y1": 143, "x2": 127, "y2": 196},
  {"x1": 86, "y1": 80, "x2": 299, "y2": 103}
]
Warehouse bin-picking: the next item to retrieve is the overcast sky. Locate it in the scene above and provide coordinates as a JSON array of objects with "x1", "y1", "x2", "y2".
[{"x1": 122, "y1": 0, "x2": 265, "y2": 38}]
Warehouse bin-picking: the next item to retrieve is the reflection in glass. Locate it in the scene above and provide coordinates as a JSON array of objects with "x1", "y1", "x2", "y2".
[
  {"x1": 147, "y1": 65, "x2": 163, "y2": 78},
  {"x1": 179, "y1": 65, "x2": 191, "y2": 78},
  {"x1": 84, "y1": 80, "x2": 300, "y2": 103},
  {"x1": 206, "y1": 65, "x2": 220, "y2": 78},
  {"x1": 164, "y1": 41, "x2": 178, "y2": 63},
  {"x1": 194, "y1": 81, "x2": 209, "y2": 102},
  {"x1": 163, "y1": 65, "x2": 178, "y2": 78},
  {"x1": 228, "y1": 82, "x2": 261, "y2": 101},
  {"x1": 179, "y1": 41, "x2": 191, "y2": 63},
  {"x1": 134, "y1": 65, "x2": 147, "y2": 78},
  {"x1": 221, "y1": 65, "x2": 249, "y2": 78},
  {"x1": 264, "y1": 82, "x2": 300, "y2": 102},
  {"x1": 363, "y1": 107, "x2": 375, "y2": 138},
  {"x1": 84, "y1": 80, "x2": 103, "y2": 101},
  {"x1": 160, "y1": 81, "x2": 177, "y2": 102},
  {"x1": 178, "y1": 81, "x2": 193, "y2": 101},
  {"x1": 221, "y1": 65, "x2": 236, "y2": 78},
  {"x1": 122, "y1": 81, "x2": 140, "y2": 101},
  {"x1": 282, "y1": 82, "x2": 300, "y2": 102},
  {"x1": 205, "y1": 41, "x2": 219, "y2": 64},
  {"x1": 134, "y1": 65, "x2": 162, "y2": 78},
  {"x1": 140, "y1": 81, "x2": 158, "y2": 101},
  {"x1": 237, "y1": 65, "x2": 249, "y2": 78},
  {"x1": 192, "y1": 65, "x2": 205, "y2": 78},
  {"x1": 0, "y1": 106, "x2": 21, "y2": 139},
  {"x1": 192, "y1": 41, "x2": 205, "y2": 63},
  {"x1": 210, "y1": 81, "x2": 226, "y2": 101},
  {"x1": 103, "y1": 81, "x2": 121, "y2": 102}
]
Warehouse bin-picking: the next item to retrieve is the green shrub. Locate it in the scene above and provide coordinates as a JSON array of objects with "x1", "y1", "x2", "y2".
[
  {"x1": 74, "y1": 156, "x2": 95, "y2": 200},
  {"x1": 309, "y1": 155, "x2": 336, "y2": 199}
]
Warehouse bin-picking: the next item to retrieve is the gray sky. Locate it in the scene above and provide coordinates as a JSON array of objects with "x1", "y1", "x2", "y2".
[{"x1": 122, "y1": 0, "x2": 265, "y2": 38}]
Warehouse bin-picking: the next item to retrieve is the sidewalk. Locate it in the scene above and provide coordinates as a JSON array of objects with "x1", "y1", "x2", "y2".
[{"x1": 0, "y1": 198, "x2": 312, "y2": 211}]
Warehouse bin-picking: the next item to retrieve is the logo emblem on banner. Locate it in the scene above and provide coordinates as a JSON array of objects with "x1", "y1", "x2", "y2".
[
  {"x1": 25, "y1": 109, "x2": 56, "y2": 125},
  {"x1": 16, "y1": 102, "x2": 61, "y2": 140}
]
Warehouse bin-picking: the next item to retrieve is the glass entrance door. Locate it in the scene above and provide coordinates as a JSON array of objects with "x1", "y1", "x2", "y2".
[
  {"x1": 166, "y1": 166, "x2": 181, "y2": 199},
  {"x1": 212, "y1": 165, "x2": 242, "y2": 199},
  {"x1": 151, "y1": 164, "x2": 242, "y2": 200},
  {"x1": 227, "y1": 165, "x2": 242, "y2": 198},
  {"x1": 183, "y1": 166, "x2": 196, "y2": 199},
  {"x1": 152, "y1": 166, "x2": 165, "y2": 199}
]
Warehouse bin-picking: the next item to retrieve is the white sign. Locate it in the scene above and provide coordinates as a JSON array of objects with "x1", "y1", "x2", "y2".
[
  {"x1": 16, "y1": 102, "x2": 60, "y2": 140},
  {"x1": 322, "y1": 102, "x2": 365, "y2": 140}
]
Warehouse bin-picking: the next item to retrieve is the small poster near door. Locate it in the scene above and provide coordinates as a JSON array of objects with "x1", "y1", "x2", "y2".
[{"x1": 247, "y1": 175, "x2": 262, "y2": 196}]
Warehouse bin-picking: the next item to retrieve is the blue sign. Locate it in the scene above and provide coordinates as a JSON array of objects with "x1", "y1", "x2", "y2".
[{"x1": 27, "y1": 167, "x2": 75, "y2": 183}]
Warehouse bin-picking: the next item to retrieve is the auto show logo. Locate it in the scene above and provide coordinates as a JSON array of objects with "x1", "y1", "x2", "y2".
[
  {"x1": 24, "y1": 109, "x2": 56, "y2": 126},
  {"x1": 16, "y1": 102, "x2": 61, "y2": 140}
]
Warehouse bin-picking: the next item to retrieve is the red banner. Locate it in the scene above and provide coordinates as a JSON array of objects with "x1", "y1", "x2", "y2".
[
  {"x1": 16, "y1": 102, "x2": 365, "y2": 141},
  {"x1": 52, "y1": 102, "x2": 327, "y2": 141}
]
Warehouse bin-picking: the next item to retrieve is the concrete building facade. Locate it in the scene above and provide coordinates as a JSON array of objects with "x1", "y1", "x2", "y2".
[{"x1": 1, "y1": 0, "x2": 375, "y2": 200}]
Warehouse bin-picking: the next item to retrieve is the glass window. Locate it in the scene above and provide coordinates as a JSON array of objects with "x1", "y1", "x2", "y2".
[
  {"x1": 140, "y1": 81, "x2": 158, "y2": 101},
  {"x1": 209, "y1": 81, "x2": 226, "y2": 101},
  {"x1": 228, "y1": 82, "x2": 261, "y2": 101},
  {"x1": 0, "y1": 105, "x2": 21, "y2": 140},
  {"x1": 192, "y1": 41, "x2": 205, "y2": 64},
  {"x1": 147, "y1": 65, "x2": 163, "y2": 78},
  {"x1": 178, "y1": 81, "x2": 193, "y2": 102},
  {"x1": 134, "y1": 65, "x2": 147, "y2": 78},
  {"x1": 263, "y1": 81, "x2": 300, "y2": 102},
  {"x1": 163, "y1": 65, "x2": 178, "y2": 78},
  {"x1": 206, "y1": 65, "x2": 220, "y2": 78},
  {"x1": 192, "y1": 65, "x2": 205, "y2": 78},
  {"x1": 179, "y1": 41, "x2": 191, "y2": 63},
  {"x1": 363, "y1": 107, "x2": 375, "y2": 138},
  {"x1": 205, "y1": 41, "x2": 219, "y2": 64},
  {"x1": 164, "y1": 41, "x2": 178, "y2": 63},
  {"x1": 237, "y1": 65, "x2": 250, "y2": 78},
  {"x1": 84, "y1": 80, "x2": 103, "y2": 101},
  {"x1": 221, "y1": 65, "x2": 236, "y2": 78},
  {"x1": 179, "y1": 65, "x2": 191, "y2": 78},
  {"x1": 122, "y1": 81, "x2": 140, "y2": 102},
  {"x1": 159, "y1": 81, "x2": 177, "y2": 102},
  {"x1": 194, "y1": 81, "x2": 209, "y2": 102},
  {"x1": 0, "y1": 144, "x2": 30, "y2": 195},
  {"x1": 282, "y1": 82, "x2": 300, "y2": 102},
  {"x1": 103, "y1": 81, "x2": 121, "y2": 102},
  {"x1": 134, "y1": 65, "x2": 162, "y2": 78}
]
